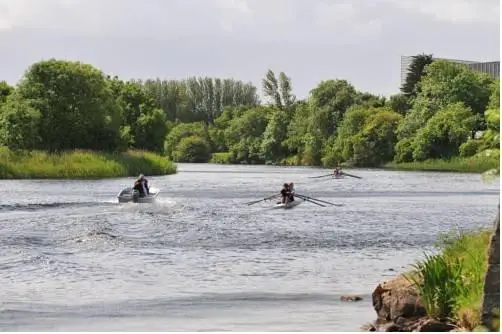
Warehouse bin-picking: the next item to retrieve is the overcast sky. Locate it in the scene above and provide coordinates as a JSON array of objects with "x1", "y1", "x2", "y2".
[{"x1": 0, "y1": 0, "x2": 499, "y2": 99}]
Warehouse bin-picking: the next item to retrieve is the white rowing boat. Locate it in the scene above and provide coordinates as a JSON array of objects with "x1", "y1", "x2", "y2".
[
  {"x1": 272, "y1": 198, "x2": 304, "y2": 209},
  {"x1": 117, "y1": 187, "x2": 160, "y2": 203}
]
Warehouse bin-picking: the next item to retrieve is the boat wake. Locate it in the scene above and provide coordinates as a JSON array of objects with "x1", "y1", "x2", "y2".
[{"x1": 0, "y1": 202, "x2": 116, "y2": 213}]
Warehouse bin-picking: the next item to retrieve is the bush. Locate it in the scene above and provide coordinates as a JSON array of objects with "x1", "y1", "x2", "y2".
[
  {"x1": 405, "y1": 230, "x2": 492, "y2": 329},
  {"x1": 172, "y1": 135, "x2": 212, "y2": 163},
  {"x1": 459, "y1": 139, "x2": 483, "y2": 157},
  {"x1": 209, "y1": 152, "x2": 234, "y2": 164}
]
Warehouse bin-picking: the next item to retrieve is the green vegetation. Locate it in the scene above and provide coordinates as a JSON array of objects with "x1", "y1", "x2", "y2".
[
  {"x1": 0, "y1": 148, "x2": 176, "y2": 179},
  {"x1": 0, "y1": 54, "x2": 499, "y2": 176},
  {"x1": 405, "y1": 230, "x2": 496, "y2": 330},
  {"x1": 385, "y1": 149, "x2": 500, "y2": 173}
]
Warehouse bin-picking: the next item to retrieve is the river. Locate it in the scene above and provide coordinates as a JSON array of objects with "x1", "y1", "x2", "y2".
[{"x1": 0, "y1": 164, "x2": 499, "y2": 331}]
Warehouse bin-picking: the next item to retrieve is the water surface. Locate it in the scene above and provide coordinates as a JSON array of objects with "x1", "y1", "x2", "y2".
[{"x1": 0, "y1": 164, "x2": 499, "y2": 331}]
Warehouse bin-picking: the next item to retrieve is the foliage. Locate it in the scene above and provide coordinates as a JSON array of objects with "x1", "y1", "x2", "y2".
[
  {"x1": 1, "y1": 54, "x2": 497, "y2": 174},
  {"x1": 411, "y1": 102, "x2": 476, "y2": 161},
  {"x1": 0, "y1": 94, "x2": 41, "y2": 150},
  {"x1": 173, "y1": 135, "x2": 212, "y2": 163},
  {"x1": 14, "y1": 59, "x2": 122, "y2": 152},
  {"x1": 405, "y1": 230, "x2": 491, "y2": 329},
  {"x1": 164, "y1": 122, "x2": 208, "y2": 159},
  {"x1": 385, "y1": 149, "x2": 500, "y2": 173},
  {"x1": 400, "y1": 53, "x2": 434, "y2": 98},
  {"x1": 0, "y1": 147, "x2": 176, "y2": 179}
]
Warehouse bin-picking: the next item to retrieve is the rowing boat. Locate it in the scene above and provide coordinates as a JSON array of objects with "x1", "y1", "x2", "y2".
[{"x1": 272, "y1": 198, "x2": 304, "y2": 209}]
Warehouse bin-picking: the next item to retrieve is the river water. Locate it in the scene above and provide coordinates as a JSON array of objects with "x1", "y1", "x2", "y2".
[{"x1": 0, "y1": 164, "x2": 499, "y2": 331}]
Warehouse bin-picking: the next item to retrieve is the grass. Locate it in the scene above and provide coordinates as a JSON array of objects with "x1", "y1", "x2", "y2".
[
  {"x1": 405, "y1": 229, "x2": 494, "y2": 330},
  {"x1": 209, "y1": 152, "x2": 234, "y2": 164},
  {"x1": 384, "y1": 149, "x2": 500, "y2": 173},
  {"x1": 0, "y1": 147, "x2": 177, "y2": 179}
]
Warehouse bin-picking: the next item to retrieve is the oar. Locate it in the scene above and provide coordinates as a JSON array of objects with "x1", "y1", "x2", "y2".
[
  {"x1": 298, "y1": 196, "x2": 326, "y2": 207},
  {"x1": 245, "y1": 194, "x2": 279, "y2": 206},
  {"x1": 308, "y1": 173, "x2": 333, "y2": 179},
  {"x1": 341, "y1": 172, "x2": 362, "y2": 179},
  {"x1": 295, "y1": 193, "x2": 343, "y2": 207}
]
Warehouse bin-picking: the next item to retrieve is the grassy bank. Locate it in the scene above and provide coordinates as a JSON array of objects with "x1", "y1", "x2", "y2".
[
  {"x1": 209, "y1": 151, "x2": 500, "y2": 174},
  {"x1": 384, "y1": 150, "x2": 500, "y2": 173},
  {"x1": 0, "y1": 147, "x2": 177, "y2": 179},
  {"x1": 405, "y1": 229, "x2": 495, "y2": 330}
]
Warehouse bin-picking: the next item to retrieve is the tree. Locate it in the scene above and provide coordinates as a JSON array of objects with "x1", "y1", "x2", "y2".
[
  {"x1": 262, "y1": 69, "x2": 296, "y2": 110},
  {"x1": 309, "y1": 79, "x2": 358, "y2": 138},
  {"x1": 351, "y1": 110, "x2": 402, "y2": 166},
  {"x1": 164, "y1": 121, "x2": 208, "y2": 159},
  {"x1": 173, "y1": 135, "x2": 212, "y2": 163},
  {"x1": 134, "y1": 109, "x2": 168, "y2": 153},
  {"x1": 411, "y1": 102, "x2": 476, "y2": 161},
  {"x1": 0, "y1": 81, "x2": 13, "y2": 105},
  {"x1": 16, "y1": 59, "x2": 122, "y2": 152},
  {"x1": 387, "y1": 93, "x2": 411, "y2": 115},
  {"x1": 400, "y1": 53, "x2": 434, "y2": 98},
  {"x1": 224, "y1": 106, "x2": 271, "y2": 163},
  {"x1": 0, "y1": 94, "x2": 41, "y2": 150}
]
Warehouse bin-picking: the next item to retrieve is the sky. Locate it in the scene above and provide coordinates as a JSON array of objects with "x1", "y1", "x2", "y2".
[{"x1": 0, "y1": 0, "x2": 500, "y2": 99}]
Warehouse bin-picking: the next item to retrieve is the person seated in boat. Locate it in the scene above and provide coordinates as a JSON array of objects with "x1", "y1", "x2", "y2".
[
  {"x1": 133, "y1": 174, "x2": 149, "y2": 197},
  {"x1": 288, "y1": 182, "x2": 295, "y2": 202},
  {"x1": 334, "y1": 167, "x2": 342, "y2": 176},
  {"x1": 279, "y1": 183, "x2": 290, "y2": 204}
]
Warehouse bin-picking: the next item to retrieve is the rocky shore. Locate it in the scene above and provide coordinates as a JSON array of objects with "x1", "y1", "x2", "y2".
[{"x1": 362, "y1": 274, "x2": 458, "y2": 332}]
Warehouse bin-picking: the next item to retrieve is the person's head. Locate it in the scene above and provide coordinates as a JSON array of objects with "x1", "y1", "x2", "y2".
[
  {"x1": 289, "y1": 182, "x2": 294, "y2": 188},
  {"x1": 138, "y1": 173, "x2": 144, "y2": 180},
  {"x1": 283, "y1": 183, "x2": 289, "y2": 188}
]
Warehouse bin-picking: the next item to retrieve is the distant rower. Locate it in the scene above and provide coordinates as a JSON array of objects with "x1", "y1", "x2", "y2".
[{"x1": 334, "y1": 167, "x2": 342, "y2": 177}]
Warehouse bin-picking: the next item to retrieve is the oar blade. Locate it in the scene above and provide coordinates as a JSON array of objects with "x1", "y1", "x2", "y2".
[
  {"x1": 341, "y1": 172, "x2": 362, "y2": 179},
  {"x1": 308, "y1": 173, "x2": 333, "y2": 179}
]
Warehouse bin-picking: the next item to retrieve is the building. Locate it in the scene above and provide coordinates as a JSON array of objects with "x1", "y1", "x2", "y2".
[{"x1": 400, "y1": 55, "x2": 500, "y2": 87}]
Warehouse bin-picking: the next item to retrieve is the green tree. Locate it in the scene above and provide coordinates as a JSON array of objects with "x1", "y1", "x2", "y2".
[
  {"x1": 351, "y1": 109, "x2": 402, "y2": 166},
  {"x1": 260, "y1": 108, "x2": 290, "y2": 162},
  {"x1": 0, "y1": 81, "x2": 13, "y2": 105},
  {"x1": 0, "y1": 94, "x2": 41, "y2": 150},
  {"x1": 418, "y1": 60, "x2": 493, "y2": 131},
  {"x1": 224, "y1": 106, "x2": 271, "y2": 163},
  {"x1": 262, "y1": 69, "x2": 296, "y2": 110},
  {"x1": 387, "y1": 93, "x2": 411, "y2": 115},
  {"x1": 411, "y1": 102, "x2": 476, "y2": 161},
  {"x1": 134, "y1": 109, "x2": 168, "y2": 153},
  {"x1": 400, "y1": 53, "x2": 434, "y2": 98},
  {"x1": 16, "y1": 59, "x2": 122, "y2": 151},
  {"x1": 173, "y1": 135, "x2": 212, "y2": 163},
  {"x1": 164, "y1": 122, "x2": 208, "y2": 159}
]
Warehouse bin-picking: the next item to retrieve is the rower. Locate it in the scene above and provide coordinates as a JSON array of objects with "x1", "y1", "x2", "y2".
[
  {"x1": 280, "y1": 183, "x2": 290, "y2": 204},
  {"x1": 334, "y1": 167, "x2": 342, "y2": 176},
  {"x1": 288, "y1": 182, "x2": 295, "y2": 202}
]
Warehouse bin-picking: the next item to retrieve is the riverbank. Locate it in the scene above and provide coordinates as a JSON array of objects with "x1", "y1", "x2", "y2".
[
  {"x1": 209, "y1": 151, "x2": 500, "y2": 174},
  {"x1": 0, "y1": 147, "x2": 177, "y2": 179},
  {"x1": 383, "y1": 150, "x2": 500, "y2": 174},
  {"x1": 365, "y1": 228, "x2": 497, "y2": 332}
]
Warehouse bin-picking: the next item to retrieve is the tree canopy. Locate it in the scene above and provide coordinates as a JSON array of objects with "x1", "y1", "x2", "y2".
[{"x1": 1, "y1": 56, "x2": 498, "y2": 168}]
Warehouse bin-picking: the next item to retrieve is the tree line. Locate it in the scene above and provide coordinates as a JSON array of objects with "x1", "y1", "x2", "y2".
[{"x1": 0, "y1": 55, "x2": 499, "y2": 168}]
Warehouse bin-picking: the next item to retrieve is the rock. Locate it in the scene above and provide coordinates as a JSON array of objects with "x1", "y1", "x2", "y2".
[
  {"x1": 372, "y1": 274, "x2": 426, "y2": 322},
  {"x1": 417, "y1": 319, "x2": 456, "y2": 332},
  {"x1": 360, "y1": 322, "x2": 377, "y2": 331},
  {"x1": 340, "y1": 294, "x2": 363, "y2": 302}
]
